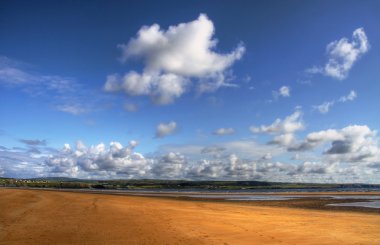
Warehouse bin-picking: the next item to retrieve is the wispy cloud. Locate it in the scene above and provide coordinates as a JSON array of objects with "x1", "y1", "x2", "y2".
[
  {"x1": 313, "y1": 90, "x2": 358, "y2": 114},
  {"x1": 19, "y1": 139, "x2": 46, "y2": 146},
  {"x1": 213, "y1": 127, "x2": 235, "y2": 136},
  {"x1": 339, "y1": 90, "x2": 357, "y2": 102},
  {"x1": 0, "y1": 56, "x2": 98, "y2": 115},
  {"x1": 307, "y1": 28, "x2": 370, "y2": 80},
  {"x1": 314, "y1": 101, "x2": 335, "y2": 114}
]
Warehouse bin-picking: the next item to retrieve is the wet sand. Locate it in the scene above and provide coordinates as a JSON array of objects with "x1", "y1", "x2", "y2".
[{"x1": 0, "y1": 188, "x2": 379, "y2": 244}]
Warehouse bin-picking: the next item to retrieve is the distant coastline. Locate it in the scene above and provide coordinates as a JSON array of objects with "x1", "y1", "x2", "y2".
[{"x1": 1, "y1": 177, "x2": 380, "y2": 192}]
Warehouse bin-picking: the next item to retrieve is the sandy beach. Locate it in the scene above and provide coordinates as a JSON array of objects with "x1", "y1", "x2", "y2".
[{"x1": 0, "y1": 189, "x2": 379, "y2": 245}]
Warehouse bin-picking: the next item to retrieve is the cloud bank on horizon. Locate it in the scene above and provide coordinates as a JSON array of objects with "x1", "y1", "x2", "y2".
[{"x1": 0, "y1": 1, "x2": 379, "y2": 183}]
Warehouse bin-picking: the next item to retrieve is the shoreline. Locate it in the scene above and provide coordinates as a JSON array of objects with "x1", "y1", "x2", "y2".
[{"x1": 2, "y1": 187, "x2": 380, "y2": 214}]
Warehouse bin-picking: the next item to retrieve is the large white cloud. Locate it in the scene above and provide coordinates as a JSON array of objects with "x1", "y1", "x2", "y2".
[
  {"x1": 307, "y1": 28, "x2": 369, "y2": 80},
  {"x1": 104, "y1": 14, "x2": 245, "y2": 105},
  {"x1": 289, "y1": 125, "x2": 380, "y2": 165}
]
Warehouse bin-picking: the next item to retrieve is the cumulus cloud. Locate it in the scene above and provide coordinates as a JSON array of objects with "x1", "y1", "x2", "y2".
[
  {"x1": 104, "y1": 14, "x2": 245, "y2": 105},
  {"x1": 289, "y1": 125, "x2": 380, "y2": 165},
  {"x1": 44, "y1": 140, "x2": 281, "y2": 181},
  {"x1": 313, "y1": 90, "x2": 357, "y2": 114},
  {"x1": 45, "y1": 141, "x2": 150, "y2": 178},
  {"x1": 152, "y1": 152, "x2": 187, "y2": 179},
  {"x1": 187, "y1": 154, "x2": 259, "y2": 180},
  {"x1": 155, "y1": 121, "x2": 177, "y2": 138},
  {"x1": 3, "y1": 135, "x2": 380, "y2": 182},
  {"x1": 250, "y1": 110, "x2": 304, "y2": 147},
  {"x1": 105, "y1": 72, "x2": 189, "y2": 105},
  {"x1": 213, "y1": 127, "x2": 235, "y2": 136},
  {"x1": 324, "y1": 125, "x2": 380, "y2": 162},
  {"x1": 307, "y1": 28, "x2": 369, "y2": 80}
]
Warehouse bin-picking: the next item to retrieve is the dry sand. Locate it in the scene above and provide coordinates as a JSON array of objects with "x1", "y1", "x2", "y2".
[{"x1": 0, "y1": 189, "x2": 379, "y2": 245}]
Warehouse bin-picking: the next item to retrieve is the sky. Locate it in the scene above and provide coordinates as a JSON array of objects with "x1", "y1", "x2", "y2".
[{"x1": 1, "y1": 0, "x2": 380, "y2": 183}]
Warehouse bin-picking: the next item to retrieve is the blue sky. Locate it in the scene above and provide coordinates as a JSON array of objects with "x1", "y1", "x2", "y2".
[{"x1": 1, "y1": 0, "x2": 379, "y2": 182}]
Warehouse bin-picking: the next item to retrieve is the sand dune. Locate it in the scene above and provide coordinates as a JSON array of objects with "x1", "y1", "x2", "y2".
[{"x1": 0, "y1": 189, "x2": 379, "y2": 244}]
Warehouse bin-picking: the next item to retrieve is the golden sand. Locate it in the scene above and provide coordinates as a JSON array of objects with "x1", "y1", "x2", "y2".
[{"x1": 0, "y1": 188, "x2": 379, "y2": 244}]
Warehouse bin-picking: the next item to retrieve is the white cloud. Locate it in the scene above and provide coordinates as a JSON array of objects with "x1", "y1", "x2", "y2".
[
  {"x1": 155, "y1": 121, "x2": 177, "y2": 138},
  {"x1": 152, "y1": 152, "x2": 187, "y2": 179},
  {"x1": 339, "y1": 90, "x2": 357, "y2": 102},
  {"x1": 119, "y1": 14, "x2": 244, "y2": 77},
  {"x1": 3, "y1": 134, "x2": 380, "y2": 182},
  {"x1": 249, "y1": 111, "x2": 302, "y2": 134},
  {"x1": 324, "y1": 125, "x2": 380, "y2": 162},
  {"x1": 313, "y1": 90, "x2": 357, "y2": 114},
  {"x1": 55, "y1": 104, "x2": 87, "y2": 115},
  {"x1": 213, "y1": 127, "x2": 235, "y2": 136},
  {"x1": 104, "y1": 14, "x2": 245, "y2": 105},
  {"x1": 45, "y1": 141, "x2": 151, "y2": 178},
  {"x1": 279, "y1": 86, "x2": 290, "y2": 97},
  {"x1": 289, "y1": 125, "x2": 380, "y2": 165},
  {"x1": 307, "y1": 28, "x2": 369, "y2": 80},
  {"x1": 272, "y1": 85, "x2": 290, "y2": 99},
  {"x1": 314, "y1": 101, "x2": 335, "y2": 114},
  {"x1": 250, "y1": 110, "x2": 304, "y2": 147}
]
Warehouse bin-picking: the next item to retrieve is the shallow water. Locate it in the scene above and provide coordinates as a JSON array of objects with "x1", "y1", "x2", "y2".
[
  {"x1": 328, "y1": 201, "x2": 380, "y2": 209},
  {"x1": 127, "y1": 193, "x2": 302, "y2": 200},
  {"x1": 127, "y1": 192, "x2": 380, "y2": 203},
  {"x1": 184, "y1": 194, "x2": 304, "y2": 201}
]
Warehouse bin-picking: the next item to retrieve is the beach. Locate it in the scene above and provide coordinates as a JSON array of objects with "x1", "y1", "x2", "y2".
[{"x1": 0, "y1": 188, "x2": 379, "y2": 245}]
